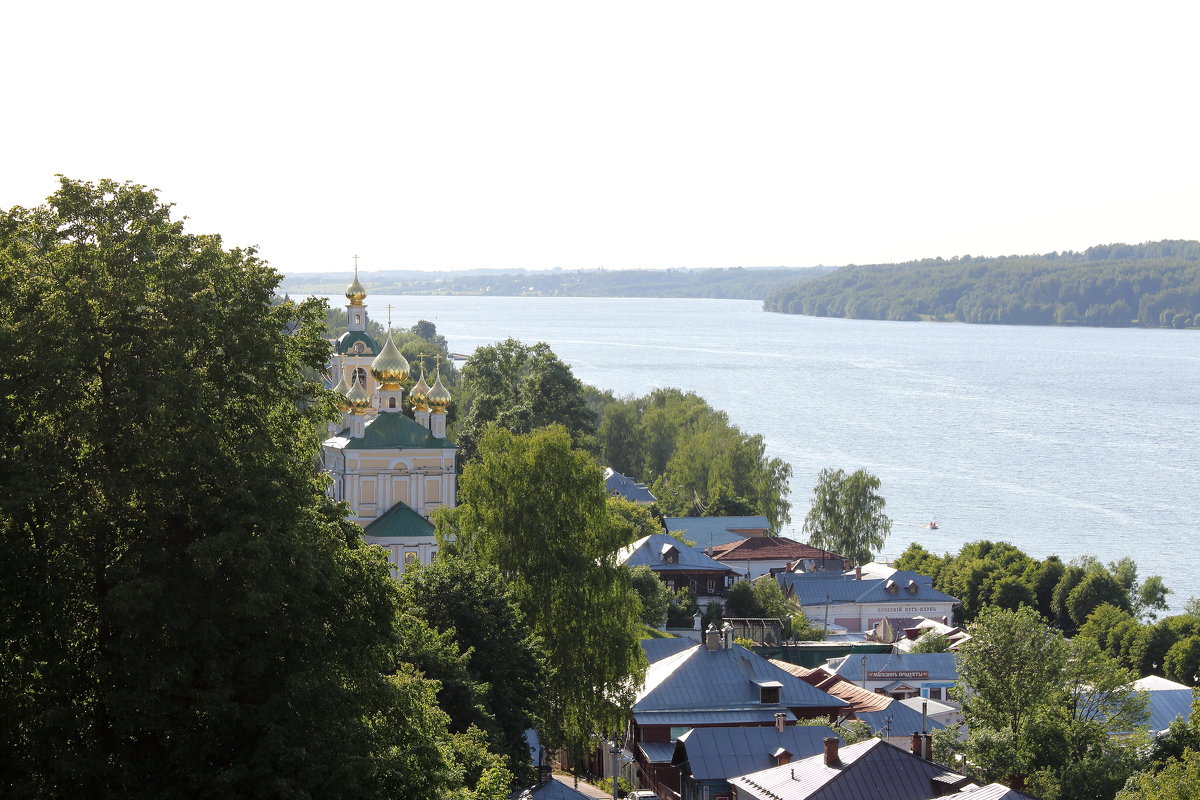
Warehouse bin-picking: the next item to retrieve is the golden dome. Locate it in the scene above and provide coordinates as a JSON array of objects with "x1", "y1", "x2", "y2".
[
  {"x1": 332, "y1": 359, "x2": 351, "y2": 411},
  {"x1": 371, "y1": 333, "x2": 410, "y2": 388},
  {"x1": 345, "y1": 266, "x2": 367, "y2": 305},
  {"x1": 345, "y1": 373, "x2": 371, "y2": 413},
  {"x1": 428, "y1": 368, "x2": 451, "y2": 413},
  {"x1": 410, "y1": 368, "x2": 431, "y2": 411}
]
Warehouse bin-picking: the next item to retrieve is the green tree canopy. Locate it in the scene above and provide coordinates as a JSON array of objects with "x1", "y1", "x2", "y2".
[
  {"x1": 397, "y1": 558, "x2": 546, "y2": 783},
  {"x1": 434, "y1": 425, "x2": 645, "y2": 751},
  {"x1": 0, "y1": 178, "x2": 476, "y2": 798},
  {"x1": 453, "y1": 339, "x2": 595, "y2": 460},
  {"x1": 801, "y1": 468, "x2": 891, "y2": 566}
]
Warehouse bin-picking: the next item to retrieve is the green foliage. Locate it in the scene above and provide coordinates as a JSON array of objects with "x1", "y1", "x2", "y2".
[
  {"x1": 1068, "y1": 572, "x2": 1132, "y2": 628},
  {"x1": 629, "y1": 565, "x2": 671, "y2": 628},
  {"x1": 895, "y1": 543, "x2": 950, "y2": 583},
  {"x1": 0, "y1": 178, "x2": 474, "y2": 798},
  {"x1": 599, "y1": 389, "x2": 793, "y2": 530},
  {"x1": 605, "y1": 496, "x2": 662, "y2": 546},
  {"x1": 802, "y1": 468, "x2": 891, "y2": 567},
  {"x1": 666, "y1": 588, "x2": 700, "y2": 628},
  {"x1": 454, "y1": 339, "x2": 595, "y2": 460},
  {"x1": 1164, "y1": 637, "x2": 1200, "y2": 685},
  {"x1": 435, "y1": 425, "x2": 645, "y2": 751},
  {"x1": 957, "y1": 607, "x2": 1150, "y2": 799},
  {"x1": 909, "y1": 631, "x2": 952, "y2": 653},
  {"x1": 1117, "y1": 750, "x2": 1200, "y2": 800},
  {"x1": 397, "y1": 558, "x2": 546, "y2": 784},
  {"x1": 763, "y1": 241, "x2": 1200, "y2": 329}
]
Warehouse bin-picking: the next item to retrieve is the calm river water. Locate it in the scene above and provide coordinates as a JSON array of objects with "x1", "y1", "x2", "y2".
[{"x1": 357, "y1": 295, "x2": 1199, "y2": 610}]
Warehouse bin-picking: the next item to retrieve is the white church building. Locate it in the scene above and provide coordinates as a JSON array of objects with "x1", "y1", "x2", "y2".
[{"x1": 322, "y1": 269, "x2": 456, "y2": 574}]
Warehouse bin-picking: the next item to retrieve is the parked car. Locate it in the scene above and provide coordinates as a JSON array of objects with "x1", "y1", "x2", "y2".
[{"x1": 628, "y1": 792, "x2": 658, "y2": 800}]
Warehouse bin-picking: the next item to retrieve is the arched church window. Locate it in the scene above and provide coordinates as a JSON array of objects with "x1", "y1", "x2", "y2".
[
  {"x1": 354, "y1": 313, "x2": 361, "y2": 325},
  {"x1": 353, "y1": 367, "x2": 367, "y2": 386},
  {"x1": 388, "y1": 397, "x2": 397, "y2": 409}
]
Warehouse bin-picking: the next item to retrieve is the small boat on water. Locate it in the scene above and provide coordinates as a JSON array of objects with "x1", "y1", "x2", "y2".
[{"x1": 926, "y1": 521, "x2": 940, "y2": 530}]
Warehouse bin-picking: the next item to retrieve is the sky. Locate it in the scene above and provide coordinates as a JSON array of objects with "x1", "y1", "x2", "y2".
[{"x1": 5, "y1": 2, "x2": 1199, "y2": 273}]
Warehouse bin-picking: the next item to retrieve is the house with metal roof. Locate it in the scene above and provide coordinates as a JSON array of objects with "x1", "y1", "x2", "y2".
[
  {"x1": 671, "y1": 723, "x2": 839, "y2": 800},
  {"x1": 604, "y1": 467, "x2": 657, "y2": 504},
  {"x1": 642, "y1": 636, "x2": 699, "y2": 665},
  {"x1": 728, "y1": 736, "x2": 974, "y2": 800},
  {"x1": 630, "y1": 630, "x2": 847, "y2": 798},
  {"x1": 664, "y1": 516, "x2": 772, "y2": 550},
  {"x1": 617, "y1": 533, "x2": 738, "y2": 604},
  {"x1": 824, "y1": 653, "x2": 959, "y2": 704},
  {"x1": 1130, "y1": 675, "x2": 1195, "y2": 736},
  {"x1": 711, "y1": 537, "x2": 846, "y2": 580},
  {"x1": 775, "y1": 569, "x2": 958, "y2": 635},
  {"x1": 321, "y1": 270, "x2": 457, "y2": 573}
]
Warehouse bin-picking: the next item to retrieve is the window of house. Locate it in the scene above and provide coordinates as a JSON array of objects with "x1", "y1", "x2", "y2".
[
  {"x1": 760, "y1": 686, "x2": 780, "y2": 704},
  {"x1": 928, "y1": 687, "x2": 943, "y2": 701},
  {"x1": 706, "y1": 577, "x2": 716, "y2": 593}
]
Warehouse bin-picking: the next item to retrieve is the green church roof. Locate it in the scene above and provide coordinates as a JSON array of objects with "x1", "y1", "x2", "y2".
[
  {"x1": 337, "y1": 411, "x2": 457, "y2": 450},
  {"x1": 336, "y1": 330, "x2": 379, "y2": 356},
  {"x1": 363, "y1": 500, "x2": 435, "y2": 539}
]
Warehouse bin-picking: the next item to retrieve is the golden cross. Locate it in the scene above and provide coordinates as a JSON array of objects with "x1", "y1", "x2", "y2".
[
  {"x1": 385, "y1": 303, "x2": 395, "y2": 328},
  {"x1": 353, "y1": 254, "x2": 359, "y2": 269}
]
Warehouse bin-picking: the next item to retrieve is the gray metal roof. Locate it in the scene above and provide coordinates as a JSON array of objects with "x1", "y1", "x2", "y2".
[
  {"x1": 638, "y1": 741, "x2": 677, "y2": 764},
  {"x1": 617, "y1": 534, "x2": 736, "y2": 573},
  {"x1": 663, "y1": 516, "x2": 769, "y2": 548},
  {"x1": 825, "y1": 653, "x2": 959, "y2": 683},
  {"x1": 641, "y1": 637, "x2": 698, "y2": 664},
  {"x1": 854, "y1": 699, "x2": 945, "y2": 737},
  {"x1": 729, "y1": 738, "x2": 968, "y2": 800},
  {"x1": 673, "y1": 725, "x2": 837, "y2": 781},
  {"x1": 636, "y1": 643, "x2": 847, "y2": 715},
  {"x1": 778, "y1": 570, "x2": 958, "y2": 607},
  {"x1": 1142, "y1": 687, "x2": 1194, "y2": 735},
  {"x1": 604, "y1": 468, "x2": 657, "y2": 503}
]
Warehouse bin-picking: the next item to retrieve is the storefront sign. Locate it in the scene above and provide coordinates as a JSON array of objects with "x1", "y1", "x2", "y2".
[{"x1": 867, "y1": 670, "x2": 930, "y2": 679}]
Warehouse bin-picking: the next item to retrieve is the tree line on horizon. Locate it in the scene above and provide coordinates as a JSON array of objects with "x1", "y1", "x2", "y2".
[
  {"x1": 763, "y1": 240, "x2": 1200, "y2": 328},
  {"x1": 283, "y1": 264, "x2": 832, "y2": 301}
]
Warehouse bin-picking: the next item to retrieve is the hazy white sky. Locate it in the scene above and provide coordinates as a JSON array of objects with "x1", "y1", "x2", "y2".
[{"x1": 5, "y1": 2, "x2": 1198, "y2": 273}]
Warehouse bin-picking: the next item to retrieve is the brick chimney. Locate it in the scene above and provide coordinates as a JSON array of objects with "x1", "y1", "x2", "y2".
[
  {"x1": 774, "y1": 712, "x2": 786, "y2": 733},
  {"x1": 910, "y1": 732, "x2": 921, "y2": 756},
  {"x1": 823, "y1": 737, "x2": 840, "y2": 767},
  {"x1": 855, "y1": 565, "x2": 862, "y2": 581},
  {"x1": 923, "y1": 733, "x2": 933, "y2": 760},
  {"x1": 704, "y1": 623, "x2": 720, "y2": 651}
]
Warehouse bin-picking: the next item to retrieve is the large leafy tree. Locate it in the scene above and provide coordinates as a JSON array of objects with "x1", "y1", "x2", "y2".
[
  {"x1": 397, "y1": 558, "x2": 547, "y2": 784},
  {"x1": 801, "y1": 468, "x2": 891, "y2": 566},
  {"x1": 453, "y1": 339, "x2": 595, "y2": 460},
  {"x1": 954, "y1": 607, "x2": 1148, "y2": 799},
  {"x1": 0, "y1": 178, "x2": 479, "y2": 799},
  {"x1": 434, "y1": 425, "x2": 645, "y2": 752},
  {"x1": 599, "y1": 389, "x2": 793, "y2": 530}
]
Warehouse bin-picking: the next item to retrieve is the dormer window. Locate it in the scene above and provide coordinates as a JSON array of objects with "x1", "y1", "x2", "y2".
[
  {"x1": 753, "y1": 679, "x2": 783, "y2": 704},
  {"x1": 906, "y1": 580, "x2": 919, "y2": 595},
  {"x1": 885, "y1": 579, "x2": 898, "y2": 594},
  {"x1": 772, "y1": 747, "x2": 792, "y2": 766},
  {"x1": 661, "y1": 543, "x2": 679, "y2": 564}
]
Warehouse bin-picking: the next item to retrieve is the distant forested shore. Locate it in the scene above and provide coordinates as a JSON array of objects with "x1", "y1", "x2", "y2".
[
  {"x1": 282, "y1": 265, "x2": 832, "y2": 301},
  {"x1": 763, "y1": 240, "x2": 1200, "y2": 328}
]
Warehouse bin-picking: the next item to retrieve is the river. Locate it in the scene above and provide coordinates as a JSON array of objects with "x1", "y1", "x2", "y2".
[{"x1": 348, "y1": 295, "x2": 1200, "y2": 611}]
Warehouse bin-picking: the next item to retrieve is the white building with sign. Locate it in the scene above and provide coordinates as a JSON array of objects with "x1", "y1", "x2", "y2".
[{"x1": 824, "y1": 653, "x2": 959, "y2": 703}]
